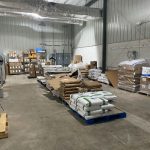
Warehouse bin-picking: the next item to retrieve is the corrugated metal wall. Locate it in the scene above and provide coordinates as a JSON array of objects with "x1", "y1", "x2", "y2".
[
  {"x1": 108, "y1": 0, "x2": 150, "y2": 44},
  {"x1": 73, "y1": 0, "x2": 103, "y2": 67},
  {"x1": 0, "y1": 16, "x2": 41, "y2": 54},
  {"x1": 74, "y1": 0, "x2": 150, "y2": 47},
  {"x1": 43, "y1": 24, "x2": 72, "y2": 55},
  {"x1": 73, "y1": 0, "x2": 103, "y2": 48},
  {"x1": 73, "y1": 0, "x2": 150, "y2": 67},
  {"x1": 0, "y1": 16, "x2": 72, "y2": 55}
]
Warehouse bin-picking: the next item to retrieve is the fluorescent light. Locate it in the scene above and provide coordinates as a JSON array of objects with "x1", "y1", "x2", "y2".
[{"x1": 15, "y1": 12, "x2": 49, "y2": 19}]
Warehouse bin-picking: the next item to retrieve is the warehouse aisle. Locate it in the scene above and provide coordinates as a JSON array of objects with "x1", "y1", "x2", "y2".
[{"x1": 0, "y1": 75, "x2": 150, "y2": 150}]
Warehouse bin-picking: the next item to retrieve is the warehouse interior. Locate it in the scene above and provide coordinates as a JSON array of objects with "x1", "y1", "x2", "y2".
[{"x1": 0, "y1": 0, "x2": 150, "y2": 150}]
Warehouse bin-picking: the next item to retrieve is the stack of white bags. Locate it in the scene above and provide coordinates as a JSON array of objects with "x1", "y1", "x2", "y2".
[
  {"x1": 88, "y1": 69, "x2": 102, "y2": 80},
  {"x1": 69, "y1": 91, "x2": 117, "y2": 120},
  {"x1": 97, "y1": 73, "x2": 109, "y2": 84}
]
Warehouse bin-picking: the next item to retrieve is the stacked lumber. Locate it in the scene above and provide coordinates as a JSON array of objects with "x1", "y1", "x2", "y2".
[
  {"x1": 59, "y1": 78, "x2": 81, "y2": 101},
  {"x1": 69, "y1": 91, "x2": 117, "y2": 120},
  {"x1": 0, "y1": 113, "x2": 8, "y2": 139},
  {"x1": 82, "y1": 80, "x2": 102, "y2": 92}
]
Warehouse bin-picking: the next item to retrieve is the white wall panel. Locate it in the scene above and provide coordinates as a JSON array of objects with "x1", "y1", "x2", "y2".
[
  {"x1": 74, "y1": 45, "x2": 102, "y2": 67},
  {"x1": 107, "y1": 39, "x2": 150, "y2": 67}
]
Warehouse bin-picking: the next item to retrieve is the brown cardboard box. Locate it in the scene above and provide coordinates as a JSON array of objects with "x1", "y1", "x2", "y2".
[
  {"x1": 106, "y1": 69, "x2": 118, "y2": 88},
  {"x1": 140, "y1": 76, "x2": 150, "y2": 93},
  {"x1": 140, "y1": 84, "x2": 148, "y2": 91},
  {"x1": 140, "y1": 76, "x2": 150, "y2": 85},
  {"x1": 90, "y1": 61, "x2": 97, "y2": 69},
  {"x1": 73, "y1": 55, "x2": 82, "y2": 64},
  {"x1": 29, "y1": 70, "x2": 36, "y2": 77}
]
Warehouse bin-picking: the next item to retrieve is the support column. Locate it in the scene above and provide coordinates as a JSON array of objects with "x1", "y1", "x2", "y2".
[{"x1": 102, "y1": 0, "x2": 108, "y2": 73}]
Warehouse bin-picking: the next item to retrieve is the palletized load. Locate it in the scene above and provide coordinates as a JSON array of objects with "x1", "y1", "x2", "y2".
[
  {"x1": 88, "y1": 69, "x2": 102, "y2": 80},
  {"x1": 59, "y1": 78, "x2": 81, "y2": 101},
  {"x1": 46, "y1": 74, "x2": 69, "y2": 96},
  {"x1": 39, "y1": 64, "x2": 70, "y2": 75},
  {"x1": 82, "y1": 80, "x2": 102, "y2": 91},
  {"x1": 139, "y1": 76, "x2": 150, "y2": 95},
  {"x1": 69, "y1": 91, "x2": 117, "y2": 120},
  {"x1": 97, "y1": 73, "x2": 109, "y2": 84},
  {"x1": 142, "y1": 67, "x2": 150, "y2": 77},
  {"x1": 118, "y1": 59, "x2": 148, "y2": 92}
]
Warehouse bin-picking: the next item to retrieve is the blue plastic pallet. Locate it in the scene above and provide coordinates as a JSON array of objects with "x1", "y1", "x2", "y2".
[{"x1": 70, "y1": 108, "x2": 127, "y2": 125}]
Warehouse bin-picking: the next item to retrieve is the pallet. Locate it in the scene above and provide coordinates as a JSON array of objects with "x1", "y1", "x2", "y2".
[
  {"x1": 70, "y1": 107, "x2": 126, "y2": 125},
  {"x1": 138, "y1": 90, "x2": 150, "y2": 96},
  {"x1": 37, "y1": 80, "x2": 46, "y2": 87},
  {"x1": 118, "y1": 87, "x2": 137, "y2": 93},
  {"x1": 0, "y1": 113, "x2": 8, "y2": 139},
  {"x1": 28, "y1": 76, "x2": 36, "y2": 79}
]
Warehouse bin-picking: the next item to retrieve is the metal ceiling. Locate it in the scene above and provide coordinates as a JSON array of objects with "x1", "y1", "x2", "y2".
[
  {"x1": 0, "y1": 0, "x2": 101, "y2": 25},
  {"x1": 44, "y1": 0, "x2": 91, "y2": 6}
]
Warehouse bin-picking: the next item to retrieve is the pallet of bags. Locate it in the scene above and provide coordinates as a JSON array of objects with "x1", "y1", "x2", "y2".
[
  {"x1": 88, "y1": 69, "x2": 101, "y2": 80},
  {"x1": 59, "y1": 78, "x2": 81, "y2": 101},
  {"x1": 69, "y1": 91, "x2": 117, "y2": 120},
  {"x1": 118, "y1": 59, "x2": 148, "y2": 92},
  {"x1": 82, "y1": 80, "x2": 102, "y2": 92},
  {"x1": 97, "y1": 73, "x2": 109, "y2": 84}
]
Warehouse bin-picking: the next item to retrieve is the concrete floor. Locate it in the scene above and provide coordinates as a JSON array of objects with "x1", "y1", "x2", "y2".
[{"x1": 0, "y1": 75, "x2": 150, "y2": 150}]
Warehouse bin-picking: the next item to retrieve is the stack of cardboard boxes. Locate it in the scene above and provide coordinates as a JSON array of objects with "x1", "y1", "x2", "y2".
[
  {"x1": 29, "y1": 64, "x2": 40, "y2": 78},
  {"x1": 140, "y1": 77, "x2": 150, "y2": 94},
  {"x1": 23, "y1": 52, "x2": 30, "y2": 73},
  {"x1": 9, "y1": 62, "x2": 23, "y2": 75},
  {"x1": 140, "y1": 67, "x2": 150, "y2": 94},
  {"x1": 118, "y1": 59, "x2": 148, "y2": 92},
  {"x1": 28, "y1": 49, "x2": 37, "y2": 59}
]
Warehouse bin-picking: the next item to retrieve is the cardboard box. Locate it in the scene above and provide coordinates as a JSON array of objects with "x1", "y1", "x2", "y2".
[
  {"x1": 106, "y1": 69, "x2": 118, "y2": 88},
  {"x1": 73, "y1": 55, "x2": 82, "y2": 64},
  {"x1": 142, "y1": 67, "x2": 150, "y2": 76},
  {"x1": 90, "y1": 61, "x2": 97, "y2": 69},
  {"x1": 29, "y1": 70, "x2": 36, "y2": 77},
  {"x1": 140, "y1": 76, "x2": 150, "y2": 93},
  {"x1": 140, "y1": 84, "x2": 150, "y2": 91},
  {"x1": 140, "y1": 76, "x2": 150, "y2": 85}
]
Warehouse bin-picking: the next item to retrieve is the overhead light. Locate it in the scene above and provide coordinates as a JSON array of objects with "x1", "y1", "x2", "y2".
[{"x1": 15, "y1": 12, "x2": 49, "y2": 20}]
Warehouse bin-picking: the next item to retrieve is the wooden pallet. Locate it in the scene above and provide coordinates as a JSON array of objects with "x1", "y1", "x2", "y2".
[
  {"x1": 0, "y1": 113, "x2": 8, "y2": 139},
  {"x1": 118, "y1": 87, "x2": 137, "y2": 93}
]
